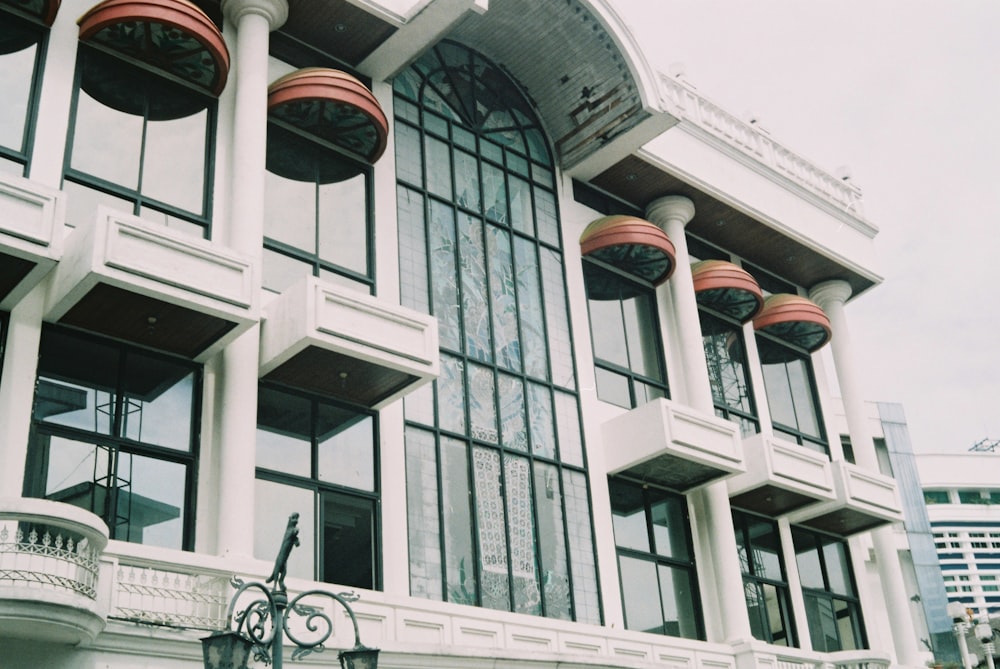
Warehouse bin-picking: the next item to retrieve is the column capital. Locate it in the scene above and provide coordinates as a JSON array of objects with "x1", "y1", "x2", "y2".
[
  {"x1": 645, "y1": 195, "x2": 695, "y2": 230},
  {"x1": 809, "y1": 279, "x2": 853, "y2": 309},
  {"x1": 222, "y1": 0, "x2": 289, "y2": 30}
]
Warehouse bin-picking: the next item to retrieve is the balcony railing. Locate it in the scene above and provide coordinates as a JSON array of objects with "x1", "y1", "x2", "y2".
[
  {"x1": 658, "y1": 74, "x2": 867, "y2": 221},
  {"x1": 0, "y1": 497, "x2": 109, "y2": 643}
]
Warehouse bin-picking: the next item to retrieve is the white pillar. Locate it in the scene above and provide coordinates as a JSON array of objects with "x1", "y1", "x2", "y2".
[
  {"x1": 646, "y1": 196, "x2": 752, "y2": 644},
  {"x1": 213, "y1": 0, "x2": 288, "y2": 558},
  {"x1": 0, "y1": 287, "x2": 45, "y2": 496},
  {"x1": 809, "y1": 279, "x2": 920, "y2": 666}
]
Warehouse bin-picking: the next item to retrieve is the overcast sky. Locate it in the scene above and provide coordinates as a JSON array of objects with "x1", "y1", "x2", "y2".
[{"x1": 614, "y1": 0, "x2": 1000, "y2": 453}]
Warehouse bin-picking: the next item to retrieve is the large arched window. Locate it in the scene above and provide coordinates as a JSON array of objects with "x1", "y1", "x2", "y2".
[{"x1": 394, "y1": 41, "x2": 600, "y2": 623}]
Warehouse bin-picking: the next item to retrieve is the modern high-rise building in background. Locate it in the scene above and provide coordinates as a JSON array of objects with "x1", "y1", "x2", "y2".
[{"x1": 0, "y1": 0, "x2": 963, "y2": 667}]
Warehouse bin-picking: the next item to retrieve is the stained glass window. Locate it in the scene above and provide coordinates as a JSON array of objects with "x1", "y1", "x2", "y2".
[{"x1": 395, "y1": 41, "x2": 599, "y2": 623}]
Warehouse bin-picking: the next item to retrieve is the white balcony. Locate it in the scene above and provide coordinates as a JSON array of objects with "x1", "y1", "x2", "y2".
[
  {"x1": 0, "y1": 173, "x2": 63, "y2": 310},
  {"x1": 602, "y1": 399, "x2": 744, "y2": 491},
  {"x1": 727, "y1": 434, "x2": 836, "y2": 515},
  {"x1": 260, "y1": 276, "x2": 439, "y2": 409},
  {"x1": 788, "y1": 460, "x2": 903, "y2": 535},
  {"x1": 45, "y1": 207, "x2": 258, "y2": 362},
  {"x1": 0, "y1": 497, "x2": 109, "y2": 644}
]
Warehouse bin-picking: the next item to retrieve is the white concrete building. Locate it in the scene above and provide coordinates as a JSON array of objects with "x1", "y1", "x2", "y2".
[
  {"x1": 0, "y1": 0, "x2": 927, "y2": 667},
  {"x1": 918, "y1": 449, "x2": 1000, "y2": 618}
]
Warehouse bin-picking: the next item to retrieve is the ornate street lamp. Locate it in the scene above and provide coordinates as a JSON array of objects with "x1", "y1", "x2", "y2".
[
  {"x1": 976, "y1": 618, "x2": 997, "y2": 669},
  {"x1": 202, "y1": 513, "x2": 379, "y2": 669}
]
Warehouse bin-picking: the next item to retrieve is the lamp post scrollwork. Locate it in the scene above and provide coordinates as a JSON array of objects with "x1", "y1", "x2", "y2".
[{"x1": 202, "y1": 513, "x2": 379, "y2": 669}]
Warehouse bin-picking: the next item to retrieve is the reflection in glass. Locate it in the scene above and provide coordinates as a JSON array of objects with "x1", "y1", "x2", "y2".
[
  {"x1": 0, "y1": 33, "x2": 38, "y2": 163},
  {"x1": 757, "y1": 335, "x2": 825, "y2": 451},
  {"x1": 255, "y1": 479, "x2": 315, "y2": 580}
]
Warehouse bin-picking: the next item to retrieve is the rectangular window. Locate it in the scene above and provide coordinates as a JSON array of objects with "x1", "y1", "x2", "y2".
[
  {"x1": 64, "y1": 43, "x2": 215, "y2": 236},
  {"x1": 610, "y1": 478, "x2": 703, "y2": 640},
  {"x1": 584, "y1": 259, "x2": 668, "y2": 409},
  {"x1": 924, "y1": 490, "x2": 950, "y2": 505},
  {"x1": 0, "y1": 10, "x2": 46, "y2": 175},
  {"x1": 24, "y1": 327, "x2": 200, "y2": 549},
  {"x1": 756, "y1": 335, "x2": 828, "y2": 456},
  {"x1": 701, "y1": 310, "x2": 758, "y2": 437},
  {"x1": 793, "y1": 528, "x2": 866, "y2": 651},
  {"x1": 959, "y1": 490, "x2": 989, "y2": 505},
  {"x1": 255, "y1": 384, "x2": 379, "y2": 589},
  {"x1": 734, "y1": 510, "x2": 796, "y2": 646}
]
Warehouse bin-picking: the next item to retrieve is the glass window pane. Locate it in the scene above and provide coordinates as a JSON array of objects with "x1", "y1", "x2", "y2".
[
  {"x1": 256, "y1": 387, "x2": 311, "y2": 477},
  {"x1": 425, "y1": 136, "x2": 452, "y2": 198},
  {"x1": 804, "y1": 595, "x2": 840, "y2": 651},
  {"x1": 650, "y1": 492, "x2": 690, "y2": 561},
  {"x1": 70, "y1": 89, "x2": 143, "y2": 188},
  {"x1": 482, "y1": 162, "x2": 507, "y2": 224},
  {"x1": 35, "y1": 330, "x2": 119, "y2": 434},
  {"x1": 429, "y1": 200, "x2": 460, "y2": 350},
  {"x1": 508, "y1": 175, "x2": 533, "y2": 235},
  {"x1": 317, "y1": 408, "x2": 374, "y2": 492},
  {"x1": 405, "y1": 427, "x2": 443, "y2": 600},
  {"x1": 468, "y1": 363, "x2": 497, "y2": 444},
  {"x1": 619, "y1": 555, "x2": 663, "y2": 633},
  {"x1": 255, "y1": 479, "x2": 315, "y2": 581},
  {"x1": 318, "y1": 172, "x2": 368, "y2": 274},
  {"x1": 747, "y1": 517, "x2": 783, "y2": 581},
  {"x1": 588, "y1": 297, "x2": 628, "y2": 367},
  {"x1": 823, "y1": 539, "x2": 853, "y2": 596},
  {"x1": 595, "y1": 366, "x2": 631, "y2": 409},
  {"x1": 794, "y1": 533, "x2": 825, "y2": 589},
  {"x1": 553, "y1": 391, "x2": 583, "y2": 467},
  {"x1": 117, "y1": 452, "x2": 186, "y2": 549},
  {"x1": 459, "y1": 212, "x2": 492, "y2": 362},
  {"x1": 397, "y1": 186, "x2": 429, "y2": 312},
  {"x1": 36, "y1": 434, "x2": 105, "y2": 508},
  {"x1": 505, "y1": 454, "x2": 540, "y2": 615},
  {"x1": 658, "y1": 563, "x2": 699, "y2": 639},
  {"x1": 497, "y1": 373, "x2": 528, "y2": 452},
  {"x1": 454, "y1": 149, "x2": 480, "y2": 211},
  {"x1": 762, "y1": 582, "x2": 791, "y2": 645},
  {"x1": 835, "y1": 599, "x2": 860, "y2": 650},
  {"x1": 527, "y1": 383, "x2": 556, "y2": 458},
  {"x1": 564, "y1": 470, "x2": 600, "y2": 624},
  {"x1": 622, "y1": 293, "x2": 662, "y2": 380},
  {"x1": 787, "y1": 358, "x2": 821, "y2": 437},
  {"x1": 761, "y1": 357, "x2": 798, "y2": 430},
  {"x1": 441, "y1": 437, "x2": 475, "y2": 605},
  {"x1": 142, "y1": 108, "x2": 207, "y2": 213},
  {"x1": 540, "y1": 248, "x2": 575, "y2": 390},
  {"x1": 120, "y1": 352, "x2": 195, "y2": 450},
  {"x1": 0, "y1": 41, "x2": 37, "y2": 152},
  {"x1": 610, "y1": 479, "x2": 651, "y2": 552},
  {"x1": 534, "y1": 462, "x2": 570, "y2": 619},
  {"x1": 394, "y1": 121, "x2": 423, "y2": 187},
  {"x1": 321, "y1": 491, "x2": 374, "y2": 589},
  {"x1": 486, "y1": 226, "x2": 520, "y2": 371},
  {"x1": 265, "y1": 170, "x2": 316, "y2": 250},
  {"x1": 438, "y1": 355, "x2": 467, "y2": 435},
  {"x1": 472, "y1": 447, "x2": 511, "y2": 611},
  {"x1": 513, "y1": 237, "x2": 547, "y2": 380}
]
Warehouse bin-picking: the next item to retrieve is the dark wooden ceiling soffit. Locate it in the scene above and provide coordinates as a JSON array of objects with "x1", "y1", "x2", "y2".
[
  {"x1": 591, "y1": 154, "x2": 876, "y2": 296},
  {"x1": 278, "y1": 0, "x2": 396, "y2": 66}
]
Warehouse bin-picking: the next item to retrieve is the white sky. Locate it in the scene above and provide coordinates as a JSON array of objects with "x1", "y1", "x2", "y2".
[{"x1": 614, "y1": 0, "x2": 1000, "y2": 453}]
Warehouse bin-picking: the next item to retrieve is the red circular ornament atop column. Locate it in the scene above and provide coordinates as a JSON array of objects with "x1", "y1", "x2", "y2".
[
  {"x1": 691, "y1": 260, "x2": 764, "y2": 322},
  {"x1": 580, "y1": 215, "x2": 676, "y2": 285},
  {"x1": 267, "y1": 68, "x2": 389, "y2": 183},
  {"x1": 753, "y1": 293, "x2": 832, "y2": 352},
  {"x1": 78, "y1": 0, "x2": 229, "y2": 96}
]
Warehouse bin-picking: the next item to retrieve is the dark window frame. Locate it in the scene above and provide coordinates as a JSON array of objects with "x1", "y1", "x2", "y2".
[
  {"x1": 583, "y1": 256, "x2": 669, "y2": 409},
  {"x1": 610, "y1": 477, "x2": 704, "y2": 640},
  {"x1": 756, "y1": 331, "x2": 829, "y2": 457},
  {"x1": 792, "y1": 526, "x2": 867, "y2": 651},
  {"x1": 0, "y1": 8, "x2": 49, "y2": 175},
  {"x1": 700, "y1": 307, "x2": 759, "y2": 437},
  {"x1": 23, "y1": 326, "x2": 202, "y2": 550},
  {"x1": 733, "y1": 509, "x2": 797, "y2": 646},
  {"x1": 62, "y1": 41, "x2": 218, "y2": 236},
  {"x1": 255, "y1": 382, "x2": 381, "y2": 590},
  {"x1": 262, "y1": 40, "x2": 377, "y2": 295}
]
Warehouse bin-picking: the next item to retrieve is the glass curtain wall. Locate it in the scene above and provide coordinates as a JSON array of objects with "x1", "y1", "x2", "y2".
[{"x1": 394, "y1": 40, "x2": 600, "y2": 623}]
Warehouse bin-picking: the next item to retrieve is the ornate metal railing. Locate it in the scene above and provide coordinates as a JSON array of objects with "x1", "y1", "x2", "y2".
[
  {"x1": 658, "y1": 73, "x2": 866, "y2": 219},
  {"x1": 110, "y1": 563, "x2": 231, "y2": 630},
  {"x1": 0, "y1": 498, "x2": 107, "y2": 600}
]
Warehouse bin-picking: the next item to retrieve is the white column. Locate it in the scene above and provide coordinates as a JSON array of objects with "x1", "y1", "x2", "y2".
[
  {"x1": 0, "y1": 287, "x2": 45, "y2": 496},
  {"x1": 213, "y1": 0, "x2": 288, "y2": 558},
  {"x1": 809, "y1": 279, "x2": 920, "y2": 666},
  {"x1": 646, "y1": 196, "x2": 752, "y2": 644}
]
